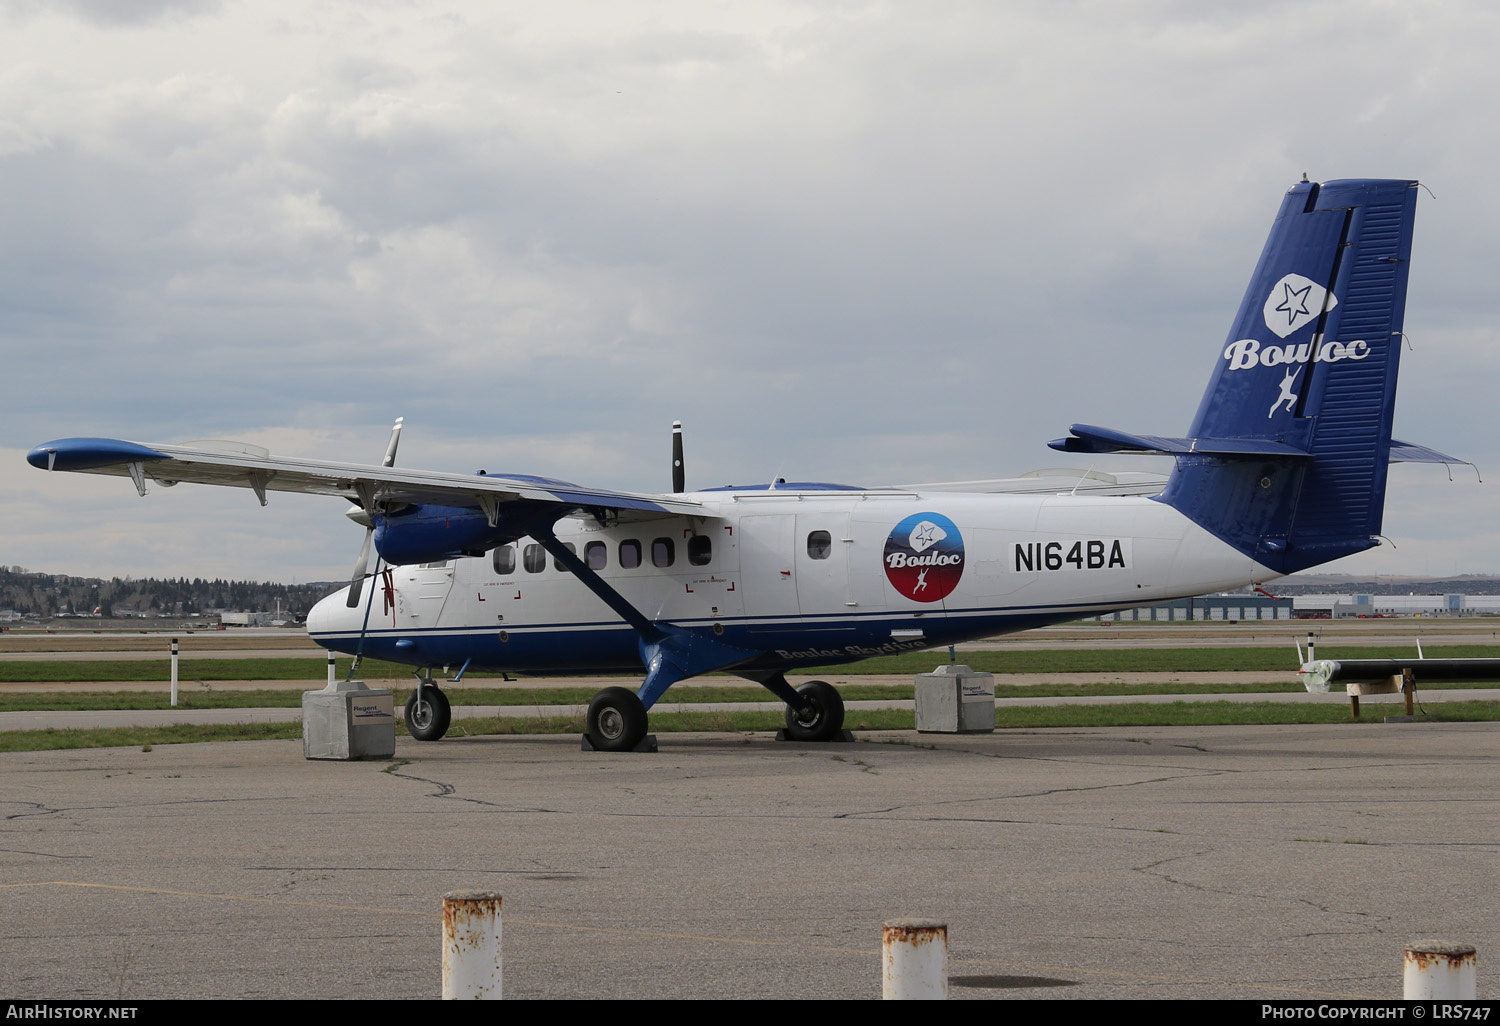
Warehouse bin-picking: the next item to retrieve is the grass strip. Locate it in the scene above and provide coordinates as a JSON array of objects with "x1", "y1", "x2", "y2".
[
  {"x1": 5, "y1": 645, "x2": 1500, "y2": 684},
  {"x1": 836, "y1": 645, "x2": 1500, "y2": 675},
  {"x1": 0, "y1": 657, "x2": 413, "y2": 683},
  {"x1": 10, "y1": 676, "x2": 1500, "y2": 713}
]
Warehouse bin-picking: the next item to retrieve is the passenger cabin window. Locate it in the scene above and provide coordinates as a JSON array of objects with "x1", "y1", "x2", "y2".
[
  {"x1": 652, "y1": 537, "x2": 675, "y2": 568},
  {"x1": 492, "y1": 545, "x2": 516, "y2": 575},
  {"x1": 552, "y1": 542, "x2": 577, "y2": 572},
  {"x1": 807, "y1": 531, "x2": 832, "y2": 560},
  {"x1": 688, "y1": 535, "x2": 712, "y2": 566},
  {"x1": 585, "y1": 541, "x2": 607, "y2": 570},
  {"x1": 523, "y1": 543, "x2": 546, "y2": 574},
  {"x1": 619, "y1": 540, "x2": 641, "y2": 569}
]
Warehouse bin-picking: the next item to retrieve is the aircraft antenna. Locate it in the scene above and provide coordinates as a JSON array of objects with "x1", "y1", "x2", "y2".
[{"x1": 1070, "y1": 464, "x2": 1097, "y2": 496}]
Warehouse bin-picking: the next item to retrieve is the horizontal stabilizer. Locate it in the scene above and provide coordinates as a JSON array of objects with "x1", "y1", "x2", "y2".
[
  {"x1": 1048, "y1": 424, "x2": 1309, "y2": 458},
  {"x1": 1388, "y1": 439, "x2": 1473, "y2": 466},
  {"x1": 897, "y1": 467, "x2": 1168, "y2": 496}
]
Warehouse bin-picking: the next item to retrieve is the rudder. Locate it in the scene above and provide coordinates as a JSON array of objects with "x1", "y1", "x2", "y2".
[{"x1": 1161, "y1": 178, "x2": 1419, "y2": 573}]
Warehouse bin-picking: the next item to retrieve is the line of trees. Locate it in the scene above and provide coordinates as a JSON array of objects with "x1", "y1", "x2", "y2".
[{"x1": 0, "y1": 567, "x2": 340, "y2": 619}]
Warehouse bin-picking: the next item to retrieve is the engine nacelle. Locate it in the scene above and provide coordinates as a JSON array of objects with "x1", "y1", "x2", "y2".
[{"x1": 373, "y1": 502, "x2": 553, "y2": 565}]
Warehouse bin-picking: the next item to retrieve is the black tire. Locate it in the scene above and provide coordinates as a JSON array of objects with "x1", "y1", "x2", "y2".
[
  {"x1": 586, "y1": 687, "x2": 648, "y2": 752},
  {"x1": 405, "y1": 686, "x2": 451, "y2": 741},
  {"x1": 783, "y1": 680, "x2": 845, "y2": 742}
]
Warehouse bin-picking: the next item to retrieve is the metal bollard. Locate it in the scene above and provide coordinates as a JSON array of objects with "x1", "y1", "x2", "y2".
[
  {"x1": 327, "y1": 651, "x2": 336, "y2": 685},
  {"x1": 442, "y1": 891, "x2": 503, "y2": 999},
  {"x1": 882, "y1": 918, "x2": 947, "y2": 999},
  {"x1": 1404, "y1": 940, "x2": 1476, "y2": 1000},
  {"x1": 170, "y1": 638, "x2": 179, "y2": 707}
]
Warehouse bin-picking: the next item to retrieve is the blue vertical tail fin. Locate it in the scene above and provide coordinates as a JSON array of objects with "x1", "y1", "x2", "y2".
[{"x1": 1052, "y1": 178, "x2": 1422, "y2": 574}]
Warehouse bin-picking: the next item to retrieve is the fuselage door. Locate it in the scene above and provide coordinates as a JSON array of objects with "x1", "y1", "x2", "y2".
[
  {"x1": 405, "y1": 560, "x2": 456, "y2": 624},
  {"x1": 737, "y1": 514, "x2": 800, "y2": 618},
  {"x1": 795, "y1": 512, "x2": 854, "y2": 615}
]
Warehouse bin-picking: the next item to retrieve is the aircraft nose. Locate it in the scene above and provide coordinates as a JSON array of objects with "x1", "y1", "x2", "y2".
[{"x1": 306, "y1": 586, "x2": 359, "y2": 641}]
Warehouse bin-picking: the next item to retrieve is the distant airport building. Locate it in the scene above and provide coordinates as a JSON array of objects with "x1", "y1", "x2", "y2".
[
  {"x1": 1090, "y1": 593, "x2": 1500, "y2": 622},
  {"x1": 219, "y1": 611, "x2": 276, "y2": 627},
  {"x1": 1284, "y1": 593, "x2": 1500, "y2": 618},
  {"x1": 1092, "y1": 595, "x2": 1291, "y2": 622}
]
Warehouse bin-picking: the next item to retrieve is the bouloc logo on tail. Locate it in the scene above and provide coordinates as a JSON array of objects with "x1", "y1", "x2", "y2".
[
  {"x1": 1223, "y1": 336, "x2": 1370, "y2": 371},
  {"x1": 1223, "y1": 277, "x2": 1371, "y2": 378},
  {"x1": 1262, "y1": 273, "x2": 1336, "y2": 337},
  {"x1": 883, "y1": 512, "x2": 964, "y2": 602}
]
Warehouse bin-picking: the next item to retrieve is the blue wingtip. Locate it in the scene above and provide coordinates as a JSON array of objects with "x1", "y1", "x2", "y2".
[{"x1": 27, "y1": 438, "x2": 169, "y2": 471}]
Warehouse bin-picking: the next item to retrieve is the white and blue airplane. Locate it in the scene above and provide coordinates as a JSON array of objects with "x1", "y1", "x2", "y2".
[{"x1": 29, "y1": 178, "x2": 1461, "y2": 752}]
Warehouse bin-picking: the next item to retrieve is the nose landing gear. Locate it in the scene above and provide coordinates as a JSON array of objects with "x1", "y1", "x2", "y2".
[{"x1": 404, "y1": 674, "x2": 452, "y2": 741}]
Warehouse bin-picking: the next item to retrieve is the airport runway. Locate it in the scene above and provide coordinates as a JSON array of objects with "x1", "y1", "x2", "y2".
[{"x1": 2, "y1": 723, "x2": 1495, "y2": 1000}]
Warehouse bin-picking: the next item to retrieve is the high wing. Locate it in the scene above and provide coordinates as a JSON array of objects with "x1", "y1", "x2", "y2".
[
  {"x1": 895, "y1": 467, "x2": 1168, "y2": 496},
  {"x1": 26, "y1": 436, "x2": 707, "y2": 520}
]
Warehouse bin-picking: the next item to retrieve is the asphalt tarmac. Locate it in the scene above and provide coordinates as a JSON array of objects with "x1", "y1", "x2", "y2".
[
  {"x1": 2, "y1": 686, "x2": 1498, "y2": 732},
  {"x1": 3, "y1": 721, "x2": 1496, "y2": 1000}
]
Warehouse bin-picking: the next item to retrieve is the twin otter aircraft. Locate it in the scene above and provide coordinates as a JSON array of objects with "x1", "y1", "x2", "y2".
[{"x1": 31, "y1": 178, "x2": 1458, "y2": 752}]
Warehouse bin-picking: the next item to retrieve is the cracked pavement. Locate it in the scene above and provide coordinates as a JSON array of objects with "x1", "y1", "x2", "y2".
[{"x1": 1, "y1": 723, "x2": 1496, "y2": 999}]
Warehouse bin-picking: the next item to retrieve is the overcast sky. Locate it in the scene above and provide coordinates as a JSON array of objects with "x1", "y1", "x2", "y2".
[{"x1": 2, "y1": 0, "x2": 1495, "y2": 585}]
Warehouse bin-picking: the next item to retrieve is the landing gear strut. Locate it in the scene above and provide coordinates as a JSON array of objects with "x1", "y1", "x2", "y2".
[
  {"x1": 584, "y1": 687, "x2": 650, "y2": 752},
  {"x1": 405, "y1": 676, "x2": 452, "y2": 741}
]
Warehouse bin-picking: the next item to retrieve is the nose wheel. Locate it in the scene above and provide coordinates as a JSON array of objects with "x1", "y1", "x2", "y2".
[{"x1": 404, "y1": 680, "x2": 452, "y2": 741}]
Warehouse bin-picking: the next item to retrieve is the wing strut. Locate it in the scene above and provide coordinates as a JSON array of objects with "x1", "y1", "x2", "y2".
[{"x1": 529, "y1": 523, "x2": 761, "y2": 709}]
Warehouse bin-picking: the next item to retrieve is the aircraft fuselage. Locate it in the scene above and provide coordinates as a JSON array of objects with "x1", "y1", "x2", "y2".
[{"x1": 305, "y1": 488, "x2": 1265, "y2": 677}]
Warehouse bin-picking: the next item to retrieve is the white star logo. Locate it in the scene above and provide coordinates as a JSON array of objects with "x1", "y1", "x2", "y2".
[
  {"x1": 1274, "y1": 282, "x2": 1312, "y2": 326},
  {"x1": 1262, "y1": 273, "x2": 1336, "y2": 338},
  {"x1": 908, "y1": 521, "x2": 947, "y2": 553}
]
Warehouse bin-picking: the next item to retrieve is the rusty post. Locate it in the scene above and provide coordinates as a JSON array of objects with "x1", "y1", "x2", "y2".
[
  {"x1": 442, "y1": 891, "x2": 503, "y2": 999},
  {"x1": 1403, "y1": 667, "x2": 1415, "y2": 717},
  {"x1": 882, "y1": 918, "x2": 947, "y2": 999},
  {"x1": 1403, "y1": 940, "x2": 1476, "y2": 999}
]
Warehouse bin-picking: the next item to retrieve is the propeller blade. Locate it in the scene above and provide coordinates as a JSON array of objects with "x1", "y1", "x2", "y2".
[
  {"x1": 382, "y1": 417, "x2": 404, "y2": 468},
  {"x1": 346, "y1": 526, "x2": 374, "y2": 608},
  {"x1": 672, "y1": 420, "x2": 684, "y2": 493}
]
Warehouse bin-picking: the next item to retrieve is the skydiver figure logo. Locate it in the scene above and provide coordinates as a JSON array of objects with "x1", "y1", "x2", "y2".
[
  {"x1": 913, "y1": 568, "x2": 929, "y2": 595},
  {"x1": 1270, "y1": 368, "x2": 1300, "y2": 417}
]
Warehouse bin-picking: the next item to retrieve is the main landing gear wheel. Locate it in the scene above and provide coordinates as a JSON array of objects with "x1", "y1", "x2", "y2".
[
  {"x1": 405, "y1": 684, "x2": 452, "y2": 741},
  {"x1": 586, "y1": 687, "x2": 648, "y2": 752},
  {"x1": 783, "y1": 680, "x2": 845, "y2": 742}
]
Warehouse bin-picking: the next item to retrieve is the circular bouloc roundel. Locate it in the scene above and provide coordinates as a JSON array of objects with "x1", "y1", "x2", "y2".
[{"x1": 883, "y1": 512, "x2": 965, "y2": 603}]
